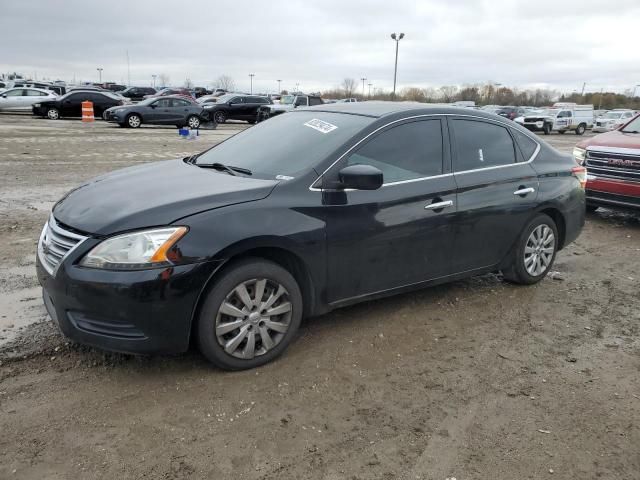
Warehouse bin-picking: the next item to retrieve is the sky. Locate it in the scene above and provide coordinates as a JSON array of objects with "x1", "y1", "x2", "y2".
[{"x1": 1, "y1": 0, "x2": 639, "y2": 95}]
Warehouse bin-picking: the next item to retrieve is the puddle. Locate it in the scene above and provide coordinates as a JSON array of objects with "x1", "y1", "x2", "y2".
[{"x1": 0, "y1": 286, "x2": 47, "y2": 346}]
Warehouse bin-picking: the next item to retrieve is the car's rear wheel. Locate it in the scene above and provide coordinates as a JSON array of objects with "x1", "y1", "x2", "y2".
[
  {"x1": 127, "y1": 114, "x2": 142, "y2": 128},
  {"x1": 502, "y1": 213, "x2": 558, "y2": 285},
  {"x1": 46, "y1": 108, "x2": 60, "y2": 120},
  {"x1": 187, "y1": 115, "x2": 201, "y2": 129},
  {"x1": 197, "y1": 258, "x2": 303, "y2": 370},
  {"x1": 213, "y1": 111, "x2": 227, "y2": 124},
  {"x1": 575, "y1": 123, "x2": 586, "y2": 135}
]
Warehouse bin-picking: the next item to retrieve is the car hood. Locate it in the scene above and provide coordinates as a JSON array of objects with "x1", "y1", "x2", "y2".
[
  {"x1": 53, "y1": 159, "x2": 279, "y2": 236},
  {"x1": 576, "y1": 130, "x2": 640, "y2": 150}
]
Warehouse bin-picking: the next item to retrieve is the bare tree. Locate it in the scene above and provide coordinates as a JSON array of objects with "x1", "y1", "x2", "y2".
[
  {"x1": 439, "y1": 85, "x2": 459, "y2": 103},
  {"x1": 341, "y1": 78, "x2": 357, "y2": 97},
  {"x1": 401, "y1": 87, "x2": 427, "y2": 102},
  {"x1": 184, "y1": 78, "x2": 194, "y2": 89},
  {"x1": 158, "y1": 73, "x2": 170, "y2": 88},
  {"x1": 215, "y1": 75, "x2": 236, "y2": 91}
]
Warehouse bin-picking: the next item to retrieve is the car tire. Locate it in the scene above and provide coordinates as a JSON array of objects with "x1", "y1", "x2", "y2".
[
  {"x1": 543, "y1": 123, "x2": 552, "y2": 135},
  {"x1": 126, "y1": 114, "x2": 142, "y2": 128},
  {"x1": 247, "y1": 119, "x2": 256, "y2": 124},
  {"x1": 197, "y1": 258, "x2": 303, "y2": 370},
  {"x1": 502, "y1": 213, "x2": 559, "y2": 285},
  {"x1": 575, "y1": 123, "x2": 586, "y2": 135},
  {"x1": 46, "y1": 108, "x2": 60, "y2": 120},
  {"x1": 213, "y1": 111, "x2": 227, "y2": 124},
  {"x1": 186, "y1": 115, "x2": 201, "y2": 129}
]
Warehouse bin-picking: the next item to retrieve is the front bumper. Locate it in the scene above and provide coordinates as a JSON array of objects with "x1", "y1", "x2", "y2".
[
  {"x1": 36, "y1": 252, "x2": 221, "y2": 355},
  {"x1": 586, "y1": 176, "x2": 640, "y2": 210}
]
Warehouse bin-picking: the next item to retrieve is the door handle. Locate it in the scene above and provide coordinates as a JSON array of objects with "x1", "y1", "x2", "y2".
[
  {"x1": 513, "y1": 187, "x2": 535, "y2": 196},
  {"x1": 424, "y1": 200, "x2": 453, "y2": 210}
]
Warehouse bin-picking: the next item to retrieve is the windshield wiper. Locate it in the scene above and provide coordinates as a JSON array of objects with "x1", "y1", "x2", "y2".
[
  {"x1": 196, "y1": 162, "x2": 252, "y2": 176},
  {"x1": 183, "y1": 154, "x2": 201, "y2": 164}
]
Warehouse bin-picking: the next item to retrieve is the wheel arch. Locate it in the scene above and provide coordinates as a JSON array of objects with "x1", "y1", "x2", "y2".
[
  {"x1": 537, "y1": 206, "x2": 567, "y2": 250},
  {"x1": 188, "y1": 243, "x2": 318, "y2": 347}
]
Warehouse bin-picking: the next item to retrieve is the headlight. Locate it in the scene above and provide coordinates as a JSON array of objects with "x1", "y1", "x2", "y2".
[
  {"x1": 573, "y1": 147, "x2": 586, "y2": 165},
  {"x1": 80, "y1": 227, "x2": 188, "y2": 269}
]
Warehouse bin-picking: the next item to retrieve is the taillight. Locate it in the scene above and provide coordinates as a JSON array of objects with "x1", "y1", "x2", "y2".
[{"x1": 571, "y1": 166, "x2": 587, "y2": 188}]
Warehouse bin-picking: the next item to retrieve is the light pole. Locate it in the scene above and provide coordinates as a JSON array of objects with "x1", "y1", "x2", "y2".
[
  {"x1": 390, "y1": 32, "x2": 404, "y2": 98},
  {"x1": 580, "y1": 82, "x2": 586, "y2": 96},
  {"x1": 97, "y1": 67, "x2": 103, "y2": 83},
  {"x1": 277, "y1": 79, "x2": 282, "y2": 93},
  {"x1": 249, "y1": 73, "x2": 255, "y2": 94},
  {"x1": 368, "y1": 83, "x2": 372, "y2": 97},
  {"x1": 632, "y1": 84, "x2": 640, "y2": 98},
  {"x1": 360, "y1": 77, "x2": 366, "y2": 98},
  {"x1": 152, "y1": 74, "x2": 157, "y2": 88}
]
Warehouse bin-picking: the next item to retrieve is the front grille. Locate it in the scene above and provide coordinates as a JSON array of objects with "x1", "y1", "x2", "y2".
[
  {"x1": 38, "y1": 215, "x2": 88, "y2": 276},
  {"x1": 585, "y1": 150, "x2": 640, "y2": 182}
]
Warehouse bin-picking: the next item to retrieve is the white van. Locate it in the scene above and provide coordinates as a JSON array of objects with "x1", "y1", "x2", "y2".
[{"x1": 515, "y1": 103, "x2": 593, "y2": 135}]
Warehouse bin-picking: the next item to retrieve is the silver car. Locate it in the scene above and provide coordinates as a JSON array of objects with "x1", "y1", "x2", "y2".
[{"x1": 0, "y1": 87, "x2": 57, "y2": 110}]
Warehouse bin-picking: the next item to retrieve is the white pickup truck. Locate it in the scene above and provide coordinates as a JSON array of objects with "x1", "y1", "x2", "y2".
[{"x1": 515, "y1": 103, "x2": 593, "y2": 135}]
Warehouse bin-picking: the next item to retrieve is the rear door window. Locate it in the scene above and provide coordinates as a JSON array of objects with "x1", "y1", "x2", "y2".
[{"x1": 451, "y1": 119, "x2": 516, "y2": 171}]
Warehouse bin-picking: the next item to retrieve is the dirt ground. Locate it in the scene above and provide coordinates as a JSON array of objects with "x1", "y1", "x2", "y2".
[{"x1": 0, "y1": 113, "x2": 638, "y2": 480}]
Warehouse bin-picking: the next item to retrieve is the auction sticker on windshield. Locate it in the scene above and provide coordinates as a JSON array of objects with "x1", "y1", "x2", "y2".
[{"x1": 304, "y1": 118, "x2": 338, "y2": 134}]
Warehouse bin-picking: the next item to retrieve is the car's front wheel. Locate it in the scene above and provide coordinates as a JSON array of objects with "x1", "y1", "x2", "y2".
[
  {"x1": 213, "y1": 111, "x2": 227, "y2": 124},
  {"x1": 575, "y1": 123, "x2": 586, "y2": 135},
  {"x1": 46, "y1": 107, "x2": 60, "y2": 120},
  {"x1": 127, "y1": 114, "x2": 142, "y2": 128},
  {"x1": 197, "y1": 258, "x2": 303, "y2": 370},
  {"x1": 502, "y1": 213, "x2": 558, "y2": 285}
]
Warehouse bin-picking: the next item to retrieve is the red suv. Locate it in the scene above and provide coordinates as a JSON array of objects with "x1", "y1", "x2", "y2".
[{"x1": 574, "y1": 114, "x2": 640, "y2": 211}]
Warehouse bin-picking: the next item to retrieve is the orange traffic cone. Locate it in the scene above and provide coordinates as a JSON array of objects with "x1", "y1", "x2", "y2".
[{"x1": 81, "y1": 101, "x2": 94, "y2": 122}]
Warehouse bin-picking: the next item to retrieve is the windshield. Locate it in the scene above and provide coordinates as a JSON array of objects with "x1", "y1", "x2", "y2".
[
  {"x1": 197, "y1": 96, "x2": 215, "y2": 104},
  {"x1": 603, "y1": 112, "x2": 623, "y2": 119},
  {"x1": 136, "y1": 97, "x2": 159, "y2": 106},
  {"x1": 280, "y1": 95, "x2": 295, "y2": 104},
  {"x1": 195, "y1": 111, "x2": 373, "y2": 178},
  {"x1": 538, "y1": 109, "x2": 559, "y2": 117},
  {"x1": 621, "y1": 116, "x2": 640, "y2": 133},
  {"x1": 215, "y1": 94, "x2": 235, "y2": 103}
]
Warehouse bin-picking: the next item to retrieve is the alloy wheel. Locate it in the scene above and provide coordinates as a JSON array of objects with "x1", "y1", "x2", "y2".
[
  {"x1": 215, "y1": 278, "x2": 292, "y2": 359},
  {"x1": 128, "y1": 115, "x2": 141, "y2": 128},
  {"x1": 187, "y1": 116, "x2": 200, "y2": 128},
  {"x1": 524, "y1": 224, "x2": 555, "y2": 276},
  {"x1": 214, "y1": 111, "x2": 226, "y2": 123}
]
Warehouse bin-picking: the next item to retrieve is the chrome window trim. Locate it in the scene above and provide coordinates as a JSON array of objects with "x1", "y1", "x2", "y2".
[{"x1": 309, "y1": 113, "x2": 541, "y2": 192}]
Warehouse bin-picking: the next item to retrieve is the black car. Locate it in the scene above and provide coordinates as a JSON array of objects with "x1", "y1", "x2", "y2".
[
  {"x1": 103, "y1": 96, "x2": 206, "y2": 128},
  {"x1": 203, "y1": 94, "x2": 272, "y2": 124},
  {"x1": 36, "y1": 103, "x2": 585, "y2": 370},
  {"x1": 32, "y1": 90, "x2": 124, "y2": 119},
  {"x1": 120, "y1": 86, "x2": 157, "y2": 102}
]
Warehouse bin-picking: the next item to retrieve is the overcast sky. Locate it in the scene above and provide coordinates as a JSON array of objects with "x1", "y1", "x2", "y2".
[{"x1": 1, "y1": 0, "x2": 638, "y2": 94}]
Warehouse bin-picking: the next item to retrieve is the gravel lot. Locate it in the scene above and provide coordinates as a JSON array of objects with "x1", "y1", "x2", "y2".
[{"x1": 0, "y1": 113, "x2": 638, "y2": 480}]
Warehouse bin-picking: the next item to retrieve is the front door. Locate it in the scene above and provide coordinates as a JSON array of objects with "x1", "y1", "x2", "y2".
[
  {"x1": 323, "y1": 118, "x2": 457, "y2": 303},
  {"x1": 448, "y1": 117, "x2": 540, "y2": 273}
]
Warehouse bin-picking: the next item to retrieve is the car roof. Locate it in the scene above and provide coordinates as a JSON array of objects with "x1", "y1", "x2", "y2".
[{"x1": 299, "y1": 101, "x2": 509, "y2": 120}]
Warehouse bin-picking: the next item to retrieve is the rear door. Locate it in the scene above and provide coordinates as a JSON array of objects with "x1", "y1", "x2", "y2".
[
  {"x1": 449, "y1": 117, "x2": 540, "y2": 273},
  {"x1": 324, "y1": 117, "x2": 457, "y2": 302},
  {"x1": 170, "y1": 98, "x2": 192, "y2": 123}
]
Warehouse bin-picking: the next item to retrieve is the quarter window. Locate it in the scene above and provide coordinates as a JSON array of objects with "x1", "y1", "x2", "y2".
[
  {"x1": 345, "y1": 120, "x2": 443, "y2": 184},
  {"x1": 511, "y1": 129, "x2": 538, "y2": 160},
  {"x1": 452, "y1": 119, "x2": 516, "y2": 171}
]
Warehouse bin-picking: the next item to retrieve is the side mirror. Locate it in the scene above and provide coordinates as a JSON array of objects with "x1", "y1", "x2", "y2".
[
  {"x1": 1, "y1": 94, "x2": 6, "y2": 98},
  {"x1": 150, "y1": 104, "x2": 157, "y2": 109},
  {"x1": 338, "y1": 164, "x2": 383, "y2": 190}
]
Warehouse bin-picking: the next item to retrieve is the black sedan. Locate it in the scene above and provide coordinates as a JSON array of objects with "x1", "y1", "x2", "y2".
[
  {"x1": 203, "y1": 93, "x2": 272, "y2": 124},
  {"x1": 32, "y1": 90, "x2": 124, "y2": 119},
  {"x1": 36, "y1": 103, "x2": 585, "y2": 370},
  {"x1": 120, "y1": 86, "x2": 157, "y2": 102},
  {"x1": 103, "y1": 96, "x2": 206, "y2": 128}
]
